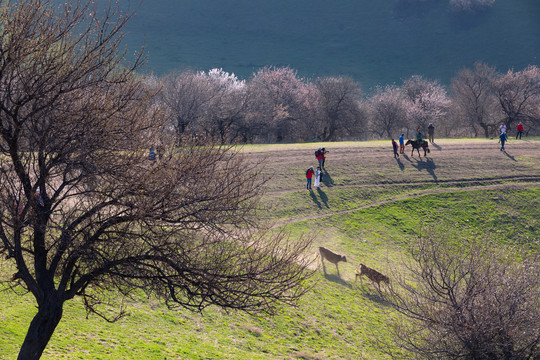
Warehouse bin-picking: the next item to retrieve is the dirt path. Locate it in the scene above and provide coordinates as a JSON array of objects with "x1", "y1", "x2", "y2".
[{"x1": 274, "y1": 180, "x2": 540, "y2": 226}]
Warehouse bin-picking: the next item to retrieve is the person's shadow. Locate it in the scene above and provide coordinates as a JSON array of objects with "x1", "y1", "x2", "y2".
[
  {"x1": 431, "y1": 143, "x2": 441, "y2": 150},
  {"x1": 396, "y1": 157, "x2": 405, "y2": 171},
  {"x1": 503, "y1": 151, "x2": 517, "y2": 161},
  {"x1": 321, "y1": 170, "x2": 334, "y2": 187},
  {"x1": 309, "y1": 189, "x2": 322, "y2": 209},
  {"x1": 317, "y1": 187, "x2": 329, "y2": 208}
]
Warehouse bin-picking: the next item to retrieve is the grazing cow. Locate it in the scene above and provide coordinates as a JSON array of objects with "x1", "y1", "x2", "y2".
[
  {"x1": 319, "y1": 247, "x2": 347, "y2": 274},
  {"x1": 355, "y1": 264, "x2": 389, "y2": 288}
]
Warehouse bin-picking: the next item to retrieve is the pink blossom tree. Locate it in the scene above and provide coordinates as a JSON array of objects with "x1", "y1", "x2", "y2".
[{"x1": 368, "y1": 85, "x2": 409, "y2": 138}]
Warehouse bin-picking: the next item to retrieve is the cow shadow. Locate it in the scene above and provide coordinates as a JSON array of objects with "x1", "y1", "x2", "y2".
[
  {"x1": 316, "y1": 187, "x2": 329, "y2": 208},
  {"x1": 323, "y1": 273, "x2": 352, "y2": 289},
  {"x1": 355, "y1": 283, "x2": 391, "y2": 306},
  {"x1": 321, "y1": 171, "x2": 334, "y2": 187}
]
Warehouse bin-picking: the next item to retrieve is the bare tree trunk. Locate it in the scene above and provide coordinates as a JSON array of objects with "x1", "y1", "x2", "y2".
[{"x1": 18, "y1": 294, "x2": 63, "y2": 360}]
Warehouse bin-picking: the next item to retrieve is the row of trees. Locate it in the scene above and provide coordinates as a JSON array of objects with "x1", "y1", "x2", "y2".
[{"x1": 150, "y1": 63, "x2": 540, "y2": 144}]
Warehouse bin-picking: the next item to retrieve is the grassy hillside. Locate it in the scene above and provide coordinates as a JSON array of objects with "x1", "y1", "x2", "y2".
[
  {"x1": 1, "y1": 138, "x2": 539, "y2": 359},
  {"x1": 115, "y1": 0, "x2": 540, "y2": 89}
]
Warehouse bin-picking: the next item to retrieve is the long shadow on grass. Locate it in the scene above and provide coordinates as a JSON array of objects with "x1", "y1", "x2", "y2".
[
  {"x1": 309, "y1": 189, "x2": 322, "y2": 209},
  {"x1": 356, "y1": 285, "x2": 391, "y2": 306},
  {"x1": 323, "y1": 273, "x2": 352, "y2": 289},
  {"x1": 321, "y1": 171, "x2": 334, "y2": 187},
  {"x1": 503, "y1": 151, "x2": 517, "y2": 161},
  {"x1": 395, "y1": 157, "x2": 405, "y2": 171},
  {"x1": 431, "y1": 142, "x2": 441, "y2": 150},
  {"x1": 316, "y1": 187, "x2": 329, "y2": 208},
  {"x1": 411, "y1": 157, "x2": 438, "y2": 182}
]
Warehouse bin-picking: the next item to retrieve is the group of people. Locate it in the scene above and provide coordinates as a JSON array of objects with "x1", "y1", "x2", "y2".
[
  {"x1": 306, "y1": 147, "x2": 328, "y2": 190},
  {"x1": 391, "y1": 125, "x2": 434, "y2": 158},
  {"x1": 499, "y1": 122, "x2": 525, "y2": 151}
]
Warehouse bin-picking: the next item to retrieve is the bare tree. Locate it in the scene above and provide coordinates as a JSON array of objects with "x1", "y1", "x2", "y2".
[
  {"x1": 450, "y1": 62, "x2": 500, "y2": 137},
  {"x1": 491, "y1": 65, "x2": 540, "y2": 135},
  {"x1": 368, "y1": 85, "x2": 409, "y2": 138},
  {"x1": 314, "y1": 76, "x2": 366, "y2": 141},
  {"x1": 384, "y1": 235, "x2": 540, "y2": 360},
  {"x1": 0, "y1": 2, "x2": 313, "y2": 359},
  {"x1": 403, "y1": 75, "x2": 450, "y2": 135}
]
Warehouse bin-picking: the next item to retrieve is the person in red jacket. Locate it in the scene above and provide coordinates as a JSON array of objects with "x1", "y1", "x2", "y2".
[
  {"x1": 305, "y1": 166, "x2": 314, "y2": 190},
  {"x1": 516, "y1": 123, "x2": 524, "y2": 139}
]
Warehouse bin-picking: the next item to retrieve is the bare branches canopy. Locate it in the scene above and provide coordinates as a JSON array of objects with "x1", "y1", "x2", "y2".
[
  {"x1": 0, "y1": 1, "x2": 312, "y2": 359},
  {"x1": 384, "y1": 236, "x2": 540, "y2": 359}
]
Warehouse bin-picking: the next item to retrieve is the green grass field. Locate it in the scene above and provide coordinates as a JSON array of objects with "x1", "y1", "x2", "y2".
[{"x1": 1, "y1": 138, "x2": 539, "y2": 359}]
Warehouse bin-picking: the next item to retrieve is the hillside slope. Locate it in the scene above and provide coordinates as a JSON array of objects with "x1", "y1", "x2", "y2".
[{"x1": 1, "y1": 138, "x2": 539, "y2": 359}]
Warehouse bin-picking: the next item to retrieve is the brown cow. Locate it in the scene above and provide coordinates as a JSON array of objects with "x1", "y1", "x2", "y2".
[
  {"x1": 355, "y1": 264, "x2": 389, "y2": 288},
  {"x1": 319, "y1": 247, "x2": 347, "y2": 274}
]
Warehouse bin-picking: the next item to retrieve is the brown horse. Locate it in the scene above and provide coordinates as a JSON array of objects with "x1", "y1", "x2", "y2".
[{"x1": 405, "y1": 139, "x2": 430, "y2": 156}]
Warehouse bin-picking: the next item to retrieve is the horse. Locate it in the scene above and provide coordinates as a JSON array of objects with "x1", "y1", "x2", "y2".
[{"x1": 405, "y1": 139, "x2": 430, "y2": 157}]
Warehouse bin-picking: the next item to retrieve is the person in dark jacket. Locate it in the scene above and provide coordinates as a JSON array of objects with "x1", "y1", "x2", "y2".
[
  {"x1": 428, "y1": 123, "x2": 435, "y2": 143},
  {"x1": 499, "y1": 131, "x2": 508, "y2": 151},
  {"x1": 392, "y1": 139, "x2": 399, "y2": 158}
]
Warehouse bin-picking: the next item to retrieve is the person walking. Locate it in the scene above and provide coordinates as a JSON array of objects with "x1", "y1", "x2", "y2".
[
  {"x1": 399, "y1": 134, "x2": 405, "y2": 154},
  {"x1": 314, "y1": 166, "x2": 322, "y2": 188},
  {"x1": 499, "y1": 131, "x2": 508, "y2": 151},
  {"x1": 392, "y1": 139, "x2": 399, "y2": 158},
  {"x1": 306, "y1": 166, "x2": 314, "y2": 190},
  {"x1": 321, "y1": 148, "x2": 329, "y2": 169},
  {"x1": 428, "y1": 123, "x2": 435, "y2": 143},
  {"x1": 516, "y1": 123, "x2": 524, "y2": 139}
]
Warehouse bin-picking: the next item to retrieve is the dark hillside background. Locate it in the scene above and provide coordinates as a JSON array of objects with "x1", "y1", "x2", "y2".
[{"x1": 118, "y1": 0, "x2": 538, "y2": 90}]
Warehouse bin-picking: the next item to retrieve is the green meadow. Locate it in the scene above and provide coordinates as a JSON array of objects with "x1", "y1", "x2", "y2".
[{"x1": 1, "y1": 138, "x2": 539, "y2": 359}]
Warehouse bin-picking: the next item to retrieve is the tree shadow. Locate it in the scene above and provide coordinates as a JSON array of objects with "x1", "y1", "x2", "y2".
[
  {"x1": 309, "y1": 189, "x2": 322, "y2": 209},
  {"x1": 411, "y1": 157, "x2": 438, "y2": 182},
  {"x1": 503, "y1": 151, "x2": 517, "y2": 162},
  {"x1": 316, "y1": 187, "x2": 329, "y2": 208},
  {"x1": 324, "y1": 273, "x2": 352, "y2": 289},
  {"x1": 321, "y1": 170, "x2": 334, "y2": 187},
  {"x1": 396, "y1": 157, "x2": 405, "y2": 171}
]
